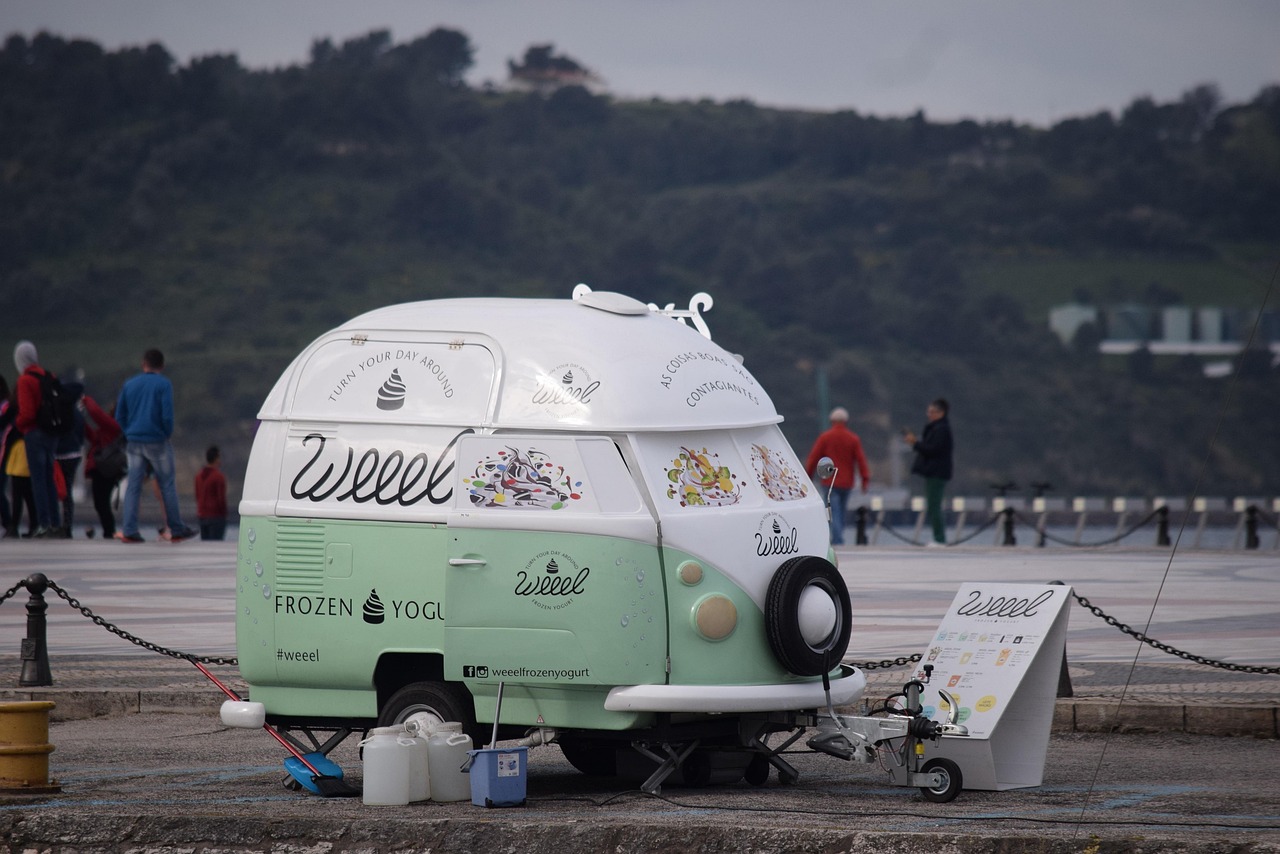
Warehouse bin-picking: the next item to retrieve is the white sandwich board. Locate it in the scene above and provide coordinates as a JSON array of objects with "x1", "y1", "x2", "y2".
[{"x1": 912, "y1": 582, "x2": 1071, "y2": 791}]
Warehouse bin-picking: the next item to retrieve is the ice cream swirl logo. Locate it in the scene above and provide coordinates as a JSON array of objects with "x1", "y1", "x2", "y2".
[
  {"x1": 376, "y1": 369, "x2": 407, "y2": 411},
  {"x1": 755, "y1": 513, "x2": 799, "y2": 556},
  {"x1": 516, "y1": 550, "x2": 588, "y2": 610},
  {"x1": 362, "y1": 589, "x2": 386, "y2": 624},
  {"x1": 532, "y1": 363, "x2": 600, "y2": 414}
]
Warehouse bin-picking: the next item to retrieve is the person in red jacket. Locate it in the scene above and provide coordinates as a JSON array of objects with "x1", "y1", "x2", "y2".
[
  {"x1": 805, "y1": 406, "x2": 871, "y2": 546},
  {"x1": 12, "y1": 340, "x2": 62, "y2": 537},
  {"x1": 81, "y1": 394, "x2": 124, "y2": 539},
  {"x1": 194, "y1": 445, "x2": 228, "y2": 540}
]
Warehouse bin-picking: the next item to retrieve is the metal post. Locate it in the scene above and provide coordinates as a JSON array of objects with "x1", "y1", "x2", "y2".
[
  {"x1": 854, "y1": 505, "x2": 868, "y2": 546},
  {"x1": 1245, "y1": 505, "x2": 1260, "y2": 550},
  {"x1": 20, "y1": 573, "x2": 53, "y2": 687},
  {"x1": 1001, "y1": 507, "x2": 1016, "y2": 546},
  {"x1": 1156, "y1": 506, "x2": 1171, "y2": 547}
]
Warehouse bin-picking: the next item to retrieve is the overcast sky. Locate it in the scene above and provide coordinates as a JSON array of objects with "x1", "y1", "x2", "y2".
[{"x1": 3, "y1": 0, "x2": 1278, "y2": 125}]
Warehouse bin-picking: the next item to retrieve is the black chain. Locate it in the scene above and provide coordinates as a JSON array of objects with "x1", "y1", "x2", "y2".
[
  {"x1": 1068, "y1": 590, "x2": 1280, "y2": 675},
  {"x1": 1015, "y1": 507, "x2": 1161, "y2": 548},
  {"x1": 41, "y1": 579, "x2": 238, "y2": 666},
  {"x1": 871, "y1": 506, "x2": 1169, "y2": 549},
  {"x1": 852, "y1": 653, "x2": 923, "y2": 671},
  {"x1": 851, "y1": 590, "x2": 1278, "y2": 675},
  {"x1": 7, "y1": 576, "x2": 1273, "y2": 675},
  {"x1": 0, "y1": 582, "x2": 23, "y2": 606}
]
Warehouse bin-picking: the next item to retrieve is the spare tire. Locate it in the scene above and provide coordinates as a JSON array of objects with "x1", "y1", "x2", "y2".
[{"x1": 764, "y1": 556, "x2": 852, "y2": 676}]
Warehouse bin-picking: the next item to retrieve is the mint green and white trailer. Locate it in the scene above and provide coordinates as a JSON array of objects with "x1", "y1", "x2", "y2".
[{"x1": 235, "y1": 288, "x2": 864, "y2": 788}]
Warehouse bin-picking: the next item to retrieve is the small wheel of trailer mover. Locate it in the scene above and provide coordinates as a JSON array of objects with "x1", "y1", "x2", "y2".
[
  {"x1": 919, "y1": 757, "x2": 962, "y2": 803},
  {"x1": 377, "y1": 680, "x2": 485, "y2": 746}
]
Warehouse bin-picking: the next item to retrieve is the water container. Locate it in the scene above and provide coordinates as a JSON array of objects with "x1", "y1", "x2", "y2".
[
  {"x1": 407, "y1": 727, "x2": 430, "y2": 803},
  {"x1": 426, "y1": 723, "x2": 473, "y2": 802},
  {"x1": 360, "y1": 726, "x2": 413, "y2": 806}
]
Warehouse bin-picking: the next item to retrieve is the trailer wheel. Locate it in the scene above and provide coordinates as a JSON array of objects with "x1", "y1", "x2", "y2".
[
  {"x1": 919, "y1": 757, "x2": 962, "y2": 803},
  {"x1": 378, "y1": 681, "x2": 483, "y2": 746},
  {"x1": 764, "y1": 556, "x2": 852, "y2": 676},
  {"x1": 558, "y1": 737, "x2": 618, "y2": 777}
]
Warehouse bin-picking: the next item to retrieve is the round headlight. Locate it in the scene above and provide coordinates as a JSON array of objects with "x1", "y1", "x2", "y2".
[
  {"x1": 693, "y1": 594, "x2": 737, "y2": 641},
  {"x1": 677, "y1": 560, "x2": 704, "y2": 586}
]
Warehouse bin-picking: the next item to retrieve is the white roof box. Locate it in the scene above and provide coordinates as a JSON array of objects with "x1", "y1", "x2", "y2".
[{"x1": 258, "y1": 288, "x2": 780, "y2": 432}]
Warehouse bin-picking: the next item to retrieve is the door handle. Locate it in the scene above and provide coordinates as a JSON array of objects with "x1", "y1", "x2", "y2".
[{"x1": 448, "y1": 557, "x2": 488, "y2": 567}]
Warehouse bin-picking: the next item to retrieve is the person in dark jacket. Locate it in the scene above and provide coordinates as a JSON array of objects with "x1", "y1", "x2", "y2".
[{"x1": 903, "y1": 398, "x2": 953, "y2": 546}]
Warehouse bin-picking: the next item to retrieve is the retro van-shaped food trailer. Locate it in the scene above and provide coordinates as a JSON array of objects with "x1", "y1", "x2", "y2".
[{"x1": 235, "y1": 287, "x2": 867, "y2": 787}]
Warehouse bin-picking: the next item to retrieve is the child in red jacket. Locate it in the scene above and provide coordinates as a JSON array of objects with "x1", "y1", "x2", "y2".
[{"x1": 194, "y1": 445, "x2": 228, "y2": 540}]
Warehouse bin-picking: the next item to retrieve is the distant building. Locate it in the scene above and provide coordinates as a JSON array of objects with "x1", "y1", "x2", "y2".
[
  {"x1": 1049, "y1": 303, "x2": 1280, "y2": 367},
  {"x1": 1048, "y1": 304, "x2": 1098, "y2": 345},
  {"x1": 506, "y1": 44, "x2": 603, "y2": 95}
]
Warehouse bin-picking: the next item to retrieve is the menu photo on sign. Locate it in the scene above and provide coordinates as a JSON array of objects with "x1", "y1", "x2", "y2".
[{"x1": 915, "y1": 583, "x2": 1070, "y2": 740}]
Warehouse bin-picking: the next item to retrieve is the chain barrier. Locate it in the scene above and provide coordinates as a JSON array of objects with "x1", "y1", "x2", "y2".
[
  {"x1": 0, "y1": 581, "x2": 23, "y2": 607},
  {"x1": 1, "y1": 575, "x2": 236, "y2": 666},
  {"x1": 852, "y1": 653, "x2": 923, "y2": 671},
  {"x1": 852, "y1": 591, "x2": 1278, "y2": 675},
  {"x1": 868, "y1": 506, "x2": 1172, "y2": 549},
  {"x1": 5, "y1": 575, "x2": 1273, "y2": 676},
  {"x1": 1015, "y1": 507, "x2": 1162, "y2": 548},
  {"x1": 1067, "y1": 589, "x2": 1280, "y2": 675}
]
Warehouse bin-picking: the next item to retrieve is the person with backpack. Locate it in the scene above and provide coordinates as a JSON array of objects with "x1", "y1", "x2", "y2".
[
  {"x1": 115, "y1": 348, "x2": 196, "y2": 543},
  {"x1": 12, "y1": 340, "x2": 64, "y2": 538}
]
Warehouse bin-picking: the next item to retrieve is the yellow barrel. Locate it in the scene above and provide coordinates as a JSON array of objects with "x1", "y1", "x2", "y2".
[{"x1": 0, "y1": 701, "x2": 59, "y2": 792}]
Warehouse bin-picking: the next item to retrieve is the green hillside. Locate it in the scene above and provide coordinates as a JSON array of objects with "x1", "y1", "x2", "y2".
[{"x1": 2, "y1": 29, "x2": 1277, "y2": 505}]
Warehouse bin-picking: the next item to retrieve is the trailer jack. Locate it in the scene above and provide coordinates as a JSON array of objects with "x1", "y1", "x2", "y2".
[{"x1": 809, "y1": 665, "x2": 970, "y2": 802}]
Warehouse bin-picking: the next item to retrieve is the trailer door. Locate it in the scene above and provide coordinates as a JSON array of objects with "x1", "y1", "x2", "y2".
[{"x1": 444, "y1": 434, "x2": 665, "y2": 688}]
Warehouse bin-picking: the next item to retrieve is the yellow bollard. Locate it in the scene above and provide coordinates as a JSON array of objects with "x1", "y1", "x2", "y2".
[{"x1": 0, "y1": 701, "x2": 61, "y2": 793}]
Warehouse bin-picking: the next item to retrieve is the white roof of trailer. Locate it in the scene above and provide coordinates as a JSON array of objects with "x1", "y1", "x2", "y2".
[{"x1": 258, "y1": 290, "x2": 781, "y2": 432}]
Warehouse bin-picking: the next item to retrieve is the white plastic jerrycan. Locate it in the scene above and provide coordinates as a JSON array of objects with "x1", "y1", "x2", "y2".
[
  {"x1": 426, "y1": 722, "x2": 473, "y2": 802},
  {"x1": 401, "y1": 718, "x2": 432, "y2": 803},
  {"x1": 360, "y1": 725, "x2": 417, "y2": 805}
]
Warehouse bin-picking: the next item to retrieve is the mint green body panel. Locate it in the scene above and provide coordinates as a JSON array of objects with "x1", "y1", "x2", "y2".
[
  {"x1": 237, "y1": 516, "x2": 803, "y2": 727},
  {"x1": 444, "y1": 529, "x2": 667, "y2": 686},
  {"x1": 237, "y1": 516, "x2": 451, "y2": 718},
  {"x1": 660, "y1": 546, "x2": 792, "y2": 686}
]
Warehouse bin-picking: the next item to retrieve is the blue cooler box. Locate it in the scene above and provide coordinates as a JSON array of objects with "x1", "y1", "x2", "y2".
[{"x1": 467, "y1": 747, "x2": 527, "y2": 807}]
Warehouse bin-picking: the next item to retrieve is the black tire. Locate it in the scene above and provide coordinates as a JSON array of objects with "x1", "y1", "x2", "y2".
[
  {"x1": 377, "y1": 681, "x2": 483, "y2": 746},
  {"x1": 919, "y1": 757, "x2": 963, "y2": 803},
  {"x1": 558, "y1": 737, "x2": 619, "y2": 777},
  {"x1": 764, "y1": 556, "x2": 852, "y2": 676},
  {"x1": 744, "y1": 752, "x2": 770, "y2": 786}
]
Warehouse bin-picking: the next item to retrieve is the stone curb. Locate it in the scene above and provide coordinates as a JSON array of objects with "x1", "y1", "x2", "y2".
[
  {"x1": 0, "y1": 812, "x2": 1174, "y2": 854},
  {"x1": 3, "y1": 688, "x2": 1276, "y2": 738}
]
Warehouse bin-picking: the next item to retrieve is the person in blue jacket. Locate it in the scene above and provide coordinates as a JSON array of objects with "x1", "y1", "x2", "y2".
[{"x1": 115, "y1": 348, "x2": 196, "y2": 543}]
